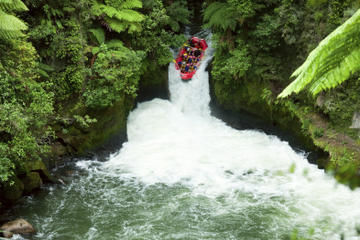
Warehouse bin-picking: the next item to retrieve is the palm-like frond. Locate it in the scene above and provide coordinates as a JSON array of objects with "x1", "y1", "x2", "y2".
[
  {"x1": 89, "y1": 28, "x2": 105, "y2": 45},
  {"x1": 203, "y1": 2, "x2": 237, "y2": 31},
  {"x1": 106, "y1": 39, "x2": 125, "y2": 50},
  {"x1": 278, "y1": 9, "x2": 360, "y2": 98},
  {"x1": 120, "y1": 0, "x2": 142, "y2": 9},
  {"x1": 91, "y1": 1, "x2": 144, "y2": 33},
  {"x1": 0, "y1": 9, "x2": 27, "y2": 40},
  {"x1": 0, "y1": 0, "x2": 28, "y2": 11}
]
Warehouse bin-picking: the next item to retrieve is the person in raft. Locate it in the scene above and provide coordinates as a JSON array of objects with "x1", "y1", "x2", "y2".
[{"x1": 177, "y1": 38, "x2": 203, "y2": 73}]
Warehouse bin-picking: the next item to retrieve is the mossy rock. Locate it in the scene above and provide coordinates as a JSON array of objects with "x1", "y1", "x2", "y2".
[
  {"x1": 60, "y1": 95, "x2": 131, "y2": 155},
  {"x1": 23, "y1": 160, "x2": 56, "y2": 183},
  {"x1": 3, "y1": 177, "x2": 24, "y2": 201},
  {"x1": 21, "y1": 172, "x2": 43, "y2": 194}
]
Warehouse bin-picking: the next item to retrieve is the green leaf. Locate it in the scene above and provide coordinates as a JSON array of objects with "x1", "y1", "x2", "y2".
[
  {"x1": 105, "y1": 39, "x2": 125, "y2": 50},
  {"x1": 91, "y1": 1, "x2": 144, "y2": 33},
  {"x1": 0, "y1": 9, "x2": 28, "y2": 40},
  {"x1": 89, "y1": 28, "x2": 105, "y2": 45},
  {"x1": 0, "y1": 0, "x2": 28, "y2": 12},
  {"x1": 203, "y1": 2, "x2": 238, "y2": 31},
  {"x1": 278, "y1": 9, "x2": 360, "y2": 98}
]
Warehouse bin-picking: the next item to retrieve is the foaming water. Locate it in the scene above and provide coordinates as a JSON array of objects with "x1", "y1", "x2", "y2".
[
  {"x1": 103, "y1": 42, "x2": 360, "y2": 239},
  {"x1": 11, "y1": 40, "x2": 360, "y2": 240}
]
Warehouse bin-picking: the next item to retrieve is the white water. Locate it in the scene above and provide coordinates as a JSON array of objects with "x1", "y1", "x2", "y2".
[
  {"x1": 10, "y1": 39, "x2": 360, "y2": 240},
  {"x1": 95, "y1": 42, "x2": 360, "y2": 239}
]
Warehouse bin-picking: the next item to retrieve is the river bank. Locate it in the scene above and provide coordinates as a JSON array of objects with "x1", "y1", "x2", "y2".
[
  {"x1": 209, "y1": 65, "x2": 360, "y2": 187},
  {"x1": 205, "y1": 0, "x2": 360, "y2": 188},
  {"x1": 0, "y1": 66, "x2": 169, "y2": 208}
]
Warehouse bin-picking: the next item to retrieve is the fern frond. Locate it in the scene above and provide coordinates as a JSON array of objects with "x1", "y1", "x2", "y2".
[
  {"x1": 113, "y1": 9, "x2": 144, "y2": 22},
  {"x1": 309, "y1": 47, "x2": 360, "y2": 95},
  {"x1": 104, "y1": 16, "x2": 126, "y2": 32},
  {"x1": 91, "y1": 2, "x2": 144, "y2": 33},
  {"x1": 105, "y1": 39, "x2": 125, "y2": 49},
  {"x1": 127, "y1": 22, "x2": 141, "y2": 33},
  {"x1": 203, "y1": 2, "x2": 237, "y2": 31},
  {"x1": 37, "y1": 63, "x2": 54, "y2": 78},
  {"x1": 0, "y1": 28, "x2": 23, "y2": 39},
  {"x1": 38, "y1": 63, "x2": 55, "y2": 72},
  {"x1": 203, "y1": 2, "x2": 225, "y2": 22},
  {"x1": 89, "y1": 28, "x2": 105, "y2": 45},
  {"x1": 92, "y1": 3, "x2": 144, "y2": 22},
  {"x1": 91, "y1": 3, "x2": 118, "y2": 18},
  {"x1": 120, "y1": 0, "x2": 142, "y2": 9},
  {"x1": 278, "y1": 9, "x2": 360, "y2": 98},
  {"x1": 0, "y1": 10, "x2": 27, "y2": 40},
  {"x1": 0, "y1": 0, "x2": 28, "y2": 11},
  {"x1": 92, "y1": 46, "x2": 100, "y2": 55}
]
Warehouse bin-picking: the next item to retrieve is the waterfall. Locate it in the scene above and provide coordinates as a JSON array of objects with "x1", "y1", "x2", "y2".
[
  {"x1": 13, "y1": 39, "x2": 360, "y2": 240},
  {"x1": 103, "y1": 40, "x2": 360, "y2": 239}
]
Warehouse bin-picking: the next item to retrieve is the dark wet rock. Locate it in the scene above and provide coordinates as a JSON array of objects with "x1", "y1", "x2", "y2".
[
  {"x1": 21, "y1": 172, "x2": 43, "y2": 194},
  {"x1": 0, "y1": 218, "x2": 36, "y2": 238},
  {"x1": 224, "y1": 170, "x2": 234, "y2": 175}
]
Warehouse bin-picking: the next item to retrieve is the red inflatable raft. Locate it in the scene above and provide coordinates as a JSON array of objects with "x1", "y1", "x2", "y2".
[{"x1": 174, "y1": 37, "x2": 208, "y2": 81}]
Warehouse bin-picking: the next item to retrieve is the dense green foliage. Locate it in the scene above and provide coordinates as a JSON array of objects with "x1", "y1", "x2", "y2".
[
  {"x1": 0, "y1": 0, "x2": 191, "y2": 184},
  {"x1": 0, "y1": 40, "x2": 53, "y2": 182},
  {"x1": 90, "y1": 0, "x2": 145, "y2": 33},
  {"x1": 84, "y1": 44, "x2": 144, "y2": 108},
  {"x1": 279, "y1": 9, "x2": 360, "y2": 97},
  {"x1": 205, "y1": 0, "x2": 360, "y2": 185},
  {"x1": 205, "y1": 0, "x2": 359, "y2": 89},
  {"x1": 205, "y1": 0, "x2": 360, "y2": 114}
]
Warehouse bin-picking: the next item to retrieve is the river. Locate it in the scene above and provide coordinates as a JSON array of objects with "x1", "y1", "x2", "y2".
[{"x1": 7, "y1": 39, "x2": 360, "y2": 240}]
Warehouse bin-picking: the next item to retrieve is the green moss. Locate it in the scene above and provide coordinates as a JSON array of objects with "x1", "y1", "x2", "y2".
[
  {"x1": 140, "y1": 65, "x2": 168, "y2": 88},
  {"x1": 213, "y1": 78, "x2": 270, "y2": 117},
  {"x1": 212, "y1": 76, "x2": 316, "y2": 150},
  {"x1": 3, "y1": 176, "x2": 24, "y2": 201},
  {"x1": 21, "y1": 160, "x2": 54, "y2": 182},
  {"x1": 58, "y1": 95, "x2": 132, "y2": 155}
]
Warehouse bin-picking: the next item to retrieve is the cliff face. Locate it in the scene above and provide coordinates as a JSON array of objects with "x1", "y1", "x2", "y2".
[
  {"x1": 206, "y1": 0, "x2": 360, "y2": 187},
  {"x1": 0, "y1": 66, "x2": 169, "y2": 206}
]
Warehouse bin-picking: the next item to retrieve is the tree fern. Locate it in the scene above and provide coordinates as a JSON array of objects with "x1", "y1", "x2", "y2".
[
  {"x1": 106, "y1": 39, "x2": 125, "y2": 50},
  {"x1": 278, "y1": 9, "x2": 360, "y2": 98},
  {"x1": 165, "y1": 0, "x2": 191, "y2": 32},
  {"x1": 203, "y1": 2, "x2": 238, "y2": 31},
  {"x1": 91, "y1": 0, "x2": 144, "y2": 33},
  {"x1": 0, "y1": 0, "x2": 28, "y2": 40},
  {"x1": 120, "y1": 0, "x2": 142, "y2": 9},
  {"x1": 0, "y1": 9, "x2": 27, "y2": 40},
  {"x1": 0, "y1": 0, "x2": 27, "y2": 12}
]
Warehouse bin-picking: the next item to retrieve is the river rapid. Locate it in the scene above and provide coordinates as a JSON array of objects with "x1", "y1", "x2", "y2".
[{"x1": 8, "y1": 40, "x2": 360, "y2": 240}]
